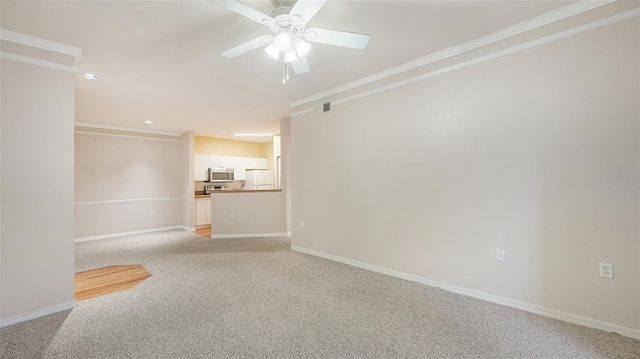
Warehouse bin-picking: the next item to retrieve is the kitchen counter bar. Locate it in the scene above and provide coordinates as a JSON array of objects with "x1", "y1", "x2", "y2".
[{"x1": 195, "y1": 189, "x2": 282, "y2": 198}]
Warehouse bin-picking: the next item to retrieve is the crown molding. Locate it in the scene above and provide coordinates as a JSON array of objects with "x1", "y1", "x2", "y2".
[
  {"x1": 0, "y1": 52, "x2": 76, "y2": 73},
  {"x1": 74, "y1": 131, "x2": 181, "y2": 143},
  {"x1": 74, "y1": 122, "x2": 182, "y2": 137},
  {"x1": 0, "y1": 29, "x2": 82, "y2": 61},
  {"x1": 290, "y1": 107, "x2": 315, "y2": 118},
  {"x1": 289, "y1": 0, "x2": 615, "y2": 108},
  {"x1": 293, "y1": 7, "x2": 640, "y2": 117}
]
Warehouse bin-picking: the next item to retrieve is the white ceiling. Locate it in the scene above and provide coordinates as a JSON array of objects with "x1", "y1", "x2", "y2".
[{"x1": 1, "y1": 0, "x2": 573, "y2": 141}]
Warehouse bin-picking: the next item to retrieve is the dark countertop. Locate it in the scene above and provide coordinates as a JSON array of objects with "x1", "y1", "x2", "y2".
[{"x1": 195, "y1": 189, "x2": 282, "y2": 198}]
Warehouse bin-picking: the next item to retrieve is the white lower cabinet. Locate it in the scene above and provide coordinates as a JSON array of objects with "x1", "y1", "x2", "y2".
[{"x1": 195, "y1": 197, "x2": 211, "y2": 226}]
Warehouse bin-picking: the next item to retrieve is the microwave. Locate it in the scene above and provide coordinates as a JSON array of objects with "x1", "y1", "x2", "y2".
[{"x1": 207, "y1": 168, "x2": 234, "y2": 182}]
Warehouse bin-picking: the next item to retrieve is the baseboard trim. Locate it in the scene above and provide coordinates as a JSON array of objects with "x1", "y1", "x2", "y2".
[
  {"x1": 211, "y1": 232, "x2": 288, "y2": 239},
  {"x1": 291, "y1": 245, "x2": 640, "y2": 340},
  {"x1": 0, "y1": 300, "x2": 76, "y2": 328},
  {"x1": 74, "y1": 226, "x2": 186, "y2": 242},
  {"x1": 180, "y1": 225, "x2": 196, "y2": 232}
]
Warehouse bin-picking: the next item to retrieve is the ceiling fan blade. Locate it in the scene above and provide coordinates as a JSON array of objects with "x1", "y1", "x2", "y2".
[
  {"x1": 221, "y1": 35, "x2": 272, "y2": 58},
  {"x1": 289, "y1": 0, "x2": 327, "y2": 24},
  {"x1": 291, "y1": 57, "x2": 311, "y2": 75},
  {"x1": 305, "y1": 28, "x2": 370, "y2": 49},
  {"x1": 208, "y1": 0, "x2": 273, "y2": 26}
]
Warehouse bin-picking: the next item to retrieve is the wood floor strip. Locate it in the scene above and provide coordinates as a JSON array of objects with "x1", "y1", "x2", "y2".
[
  {"x1": 75, "y1": 265, "x2": 151, "y2": 301},
  {"x1": 195, "y1": 227, "x2": 211, "y2": 237}
]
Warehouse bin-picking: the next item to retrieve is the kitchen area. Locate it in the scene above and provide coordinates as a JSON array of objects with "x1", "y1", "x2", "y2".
[{"x1": 193, "y1": 135, "x2": 286, "y2": 238}]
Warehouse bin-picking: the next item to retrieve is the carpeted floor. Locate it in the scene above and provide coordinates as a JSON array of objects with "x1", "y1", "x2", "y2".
[{"x1": 1, "y1": 230, "x2": 639, "y2": 358}]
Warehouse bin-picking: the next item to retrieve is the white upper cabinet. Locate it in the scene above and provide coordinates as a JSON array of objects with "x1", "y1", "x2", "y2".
[
  {"x1": 245, "y1": 157, "x2": 269, "y2": 170},
  {"x1": 221, "y1": 156, "x2": 235, "y2": 168},
  {"x1": 208, "y1": 156, "x2": 222, "y2": 169},
  {"x1": 232, "y1": 157, "x2": 247, "y2": 181},
  {"x1": 194, "y1": 155, "x2": 268, "y2": 181},
  {"x1": 194, "y1": 154, "x2": 209, "y2": 181}
]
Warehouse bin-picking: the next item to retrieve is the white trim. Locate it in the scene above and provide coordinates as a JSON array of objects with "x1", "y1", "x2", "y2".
[
  {"x1": 286, "y1": 231, "x2": 292, "y2": 237},
  {"x1": 211, "y1": 232, "x2": 288, "y2": 239},
  {"x1": 0, "y1": 29, "x2": 82, "y2": 61},
  {"x1": 0, "y1": 52, "x2": 76, "y2": 73},
  {"x1": 181, "y1": 225, "x2": 196, "y2": 232},
  {"x1": 74, "y1": 197, "x2": 182, "y2": 206},
  {"x1": 294, "y1": 8, "x2": 640, "y2": 115},
  {"x1": 290, "y1": 107, "x2": 315, "y2": 118},
  {"x1": 74, "y1": 131, "x2": 181, "y2": 143},
  {"x1": 74, "y1": 122, "x2": 182, "y2": 137},
  {"x1": 74, "y1": 226, "x2": 187, "y2": 242},
  {"x1": 291, "y1": 246, "x2": 640, "y2": 340},
  {"x1": 289, "y1": 0, "x2": 614, "y2": 108},
  {"x1": 0, "y1": 301, "x2": 76, "y2": 328}
]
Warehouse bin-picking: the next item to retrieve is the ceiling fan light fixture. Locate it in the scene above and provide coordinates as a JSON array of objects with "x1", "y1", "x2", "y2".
[
  {"x1": 274, "y1": 32, "x2": 292, "y2": 52},
  {"x1": 293, "y1": 37, "x2": 311, "y2": 57},
  {"x1": 264, "y1": 43, "x2": 280, "y2": 59},
  {"x1": 284, "y1": 48, "x2": 299, "y2": 63}
]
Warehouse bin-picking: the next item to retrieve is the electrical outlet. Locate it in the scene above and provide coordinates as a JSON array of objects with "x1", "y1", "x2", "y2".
[
  {"x1": 496, "y1": 249, "x2": 506, "y2": 262},
  {"x1": 599, "y1": 262, "x2": 613, "y2": 279},
  {"x1": 299, "y1": 220, "x2": 304, "y2": 228},
  {"x1": 149, "y1": 210, "x2": 154, "y2": 216},
  {"x1": 229, "y1": 213, "x2": 234, "y2": 220}
]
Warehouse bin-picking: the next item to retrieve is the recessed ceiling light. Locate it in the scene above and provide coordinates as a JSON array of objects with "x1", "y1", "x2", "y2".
[
  {"x1": 144, "y1": 120, "x2": 153, "y2": 124},
  {"x1": 234, "y1": 133, "x2": 273, "y2": 137},
  {"x1": 82, "y1": 73, "x2": 99, "y2": 80}
]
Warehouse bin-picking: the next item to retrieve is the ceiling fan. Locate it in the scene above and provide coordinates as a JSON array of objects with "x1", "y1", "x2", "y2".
[{"x1": 209, "y1": 0, "x2": 371, "y2": 83}]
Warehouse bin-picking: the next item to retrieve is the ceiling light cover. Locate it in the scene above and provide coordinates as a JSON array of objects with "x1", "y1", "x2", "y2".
[
  {"x1": 293, "y1": 38, "x2": 311, "y2": 57},
  {"x1": 82, "y1": 73, "x2": 98, "y2": 80},
  {"x1": 144, "y1": 120, "x2": 153, "y2": 124},
  {"x1": 274, "y1": 33, "x2": 292, "y2": 52},
  {"x1": 264, "y1": 43, "x2": 280, "y2": 59},
  {"x1": 284, "y1": 48, "x2": 299, "y2": 63}
]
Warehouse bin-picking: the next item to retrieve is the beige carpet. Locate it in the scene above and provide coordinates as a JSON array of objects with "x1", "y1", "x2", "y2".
[{"x1": 1, "y1": 230, "x2": 638, "y2": 358}]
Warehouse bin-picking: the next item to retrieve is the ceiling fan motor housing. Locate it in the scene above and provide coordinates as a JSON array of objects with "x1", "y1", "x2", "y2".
[
  {"x1": 276, "y1": 0, "x2": 297, "y2": 7},
  {"x1": 270, "y1": 6, "x2": 304, "y2": 34}
]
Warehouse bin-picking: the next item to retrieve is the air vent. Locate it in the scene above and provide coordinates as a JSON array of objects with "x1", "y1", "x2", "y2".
[
  {"x1": 322, "y1": 102, "x2": 331, "y2": 113},
  {"x1": 315, "y1": 101, "x2": 332, "y2": 113}
]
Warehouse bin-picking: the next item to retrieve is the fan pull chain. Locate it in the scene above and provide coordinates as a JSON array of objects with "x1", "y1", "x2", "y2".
[{"x1": 282, "y1": 58, "x2": 292, "y2": 84}]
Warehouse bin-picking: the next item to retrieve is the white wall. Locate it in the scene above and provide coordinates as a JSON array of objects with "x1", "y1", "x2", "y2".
[
  {"x1": 290, "y1": 18, "x2": 639, "y2": 332},
  {"x1": 181, "y1": 131, "x2": 195, "y2": 230},
  {"x1": 1, "y1": 59, "x2": 75, "y2": 324},
  {"x1": 74, "y1": 132, "x2": 183, "y2": 239},
  {"x1": 211, "y1": 192, "x2": 286, "y2": 238},
  {"x1": 281, "y1": 118, "x2": 292, "y2": 233}
]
